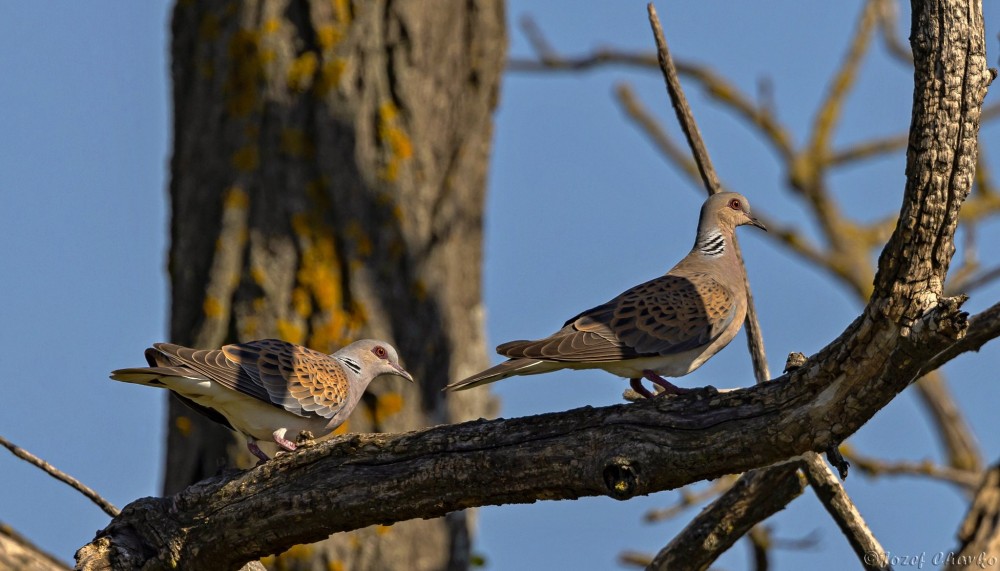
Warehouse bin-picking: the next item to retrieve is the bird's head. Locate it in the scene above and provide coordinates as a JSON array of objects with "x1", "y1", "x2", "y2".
[
  {"x1": 702, "y1": 191, "x2": 766, "y2": 232},
  {"x1": 343, "y1": 339, "x2": 415, "y2": 383}
]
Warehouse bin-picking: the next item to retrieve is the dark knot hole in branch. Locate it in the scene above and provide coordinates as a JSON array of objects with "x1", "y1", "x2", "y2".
[{"x1": 603, "y1": 457, "x2": 640, "y2": 500}]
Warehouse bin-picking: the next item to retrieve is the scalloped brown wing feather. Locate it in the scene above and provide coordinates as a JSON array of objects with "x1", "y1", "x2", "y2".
[
  {"x1": 498, "y1": 274, "x2": 736, "y2": 363},
  {"x1": 220, "y1": 339, "x2": 349, "y2": 419},
  {"x1": 151, "y1": 339, "x2": 348, "y2": 420}
]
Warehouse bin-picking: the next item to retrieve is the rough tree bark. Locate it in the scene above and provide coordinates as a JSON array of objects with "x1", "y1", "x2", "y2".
[
  {"x1": 74, "y1": 0, "x2": 997, "y2": 569},
  {"x1": 157, "y1": 1, "x2": 504, "y2": 569},
  {"x1": 0, "y1": 522, "x2": 69, "y2": 571},
  {"x1": 947, "y1": 463, "x2": 1000, "y2": 570}
]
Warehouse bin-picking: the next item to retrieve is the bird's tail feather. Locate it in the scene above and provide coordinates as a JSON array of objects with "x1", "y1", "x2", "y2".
[
  {"x1": 444, "y1": 359, "x2": 553, "y2": 391},
  {"x1": 109, "y1": 366, "x2": 201, "y2": 386}
]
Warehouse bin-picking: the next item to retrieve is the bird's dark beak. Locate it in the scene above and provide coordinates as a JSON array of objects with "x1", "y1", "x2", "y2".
[
  {"x1": 749, "y1": 216, "x2": 767, "y2": 231},
  {"x1": 392, "y1": 364, "x2": 415, "y2": 383}
]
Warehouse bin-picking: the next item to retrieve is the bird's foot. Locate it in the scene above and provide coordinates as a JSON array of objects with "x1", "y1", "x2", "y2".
[
  {"x1": 247, "y1": 440, "x2": 271, "y2": 464},
  {"x1": 642, "y1": 370, "x2": 693, "y2": 396},
  {"x1": 629, "y1": 378, "x2": 656, "y2": 399},
  {"x1": 272, "y1": 429, "x2": 298, "y2": 452}
]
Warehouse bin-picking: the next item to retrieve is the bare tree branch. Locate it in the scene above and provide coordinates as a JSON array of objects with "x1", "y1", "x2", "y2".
[
  {"x1": 828, "y1": 132, "x2": 909, "y2": 165},
  {"x1": 747, "y1": 525, "x2": 771, "y2": 571},
  {"x1": 946, "y1": 462, "x2": 1000, "y2": 570},
  {"x1": 614, "y1": 84, "x2": 835, "y2": 275},
  {"x1": 0, "y1": 521, "x2": 70, "y2": 571},
  {"x1": 619, "y1": 550, "x2": 653, "y2": 568},
  {"x1": 840, "y1": 445, "x2": 982, "y2": 490},
  {"x1": 920, "y1": 300, "x2": 1000, "y2": 374},
  {"x1": 875, "y1": 0, "x2": 914, "y2": 64},
  {"x1": 911, "y1": 371, "x2": 984, "y2": 472},
  {"x1": 805, "y1": 0, "x2": 880, "y2": 169},
  {"x1": 643, "y1": 476, "x2": 736, "y2": 523},
  {"x1": 802, "y1": 454, "x2": 890, "y2": 570},
  {"x1": 73, "y1": 294, "x2": 993, "y2": 570},
  {"x1": 646, "y1": 464, "x2": 805, "y2": 571},
  {"x1": 0, "y1": 435, "x2": 119, "y2": 518}
]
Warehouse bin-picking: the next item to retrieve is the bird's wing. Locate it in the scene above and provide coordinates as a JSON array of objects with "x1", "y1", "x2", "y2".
[
  {"x1": 220, "y1": 339, "x2": 349, "y2": 419},
  {"x1": 151, "y1": 340, "x2": 348, "y2": 420},
  {"x1": 499, "y1": 273, "x2": 737, "y2": 362}
]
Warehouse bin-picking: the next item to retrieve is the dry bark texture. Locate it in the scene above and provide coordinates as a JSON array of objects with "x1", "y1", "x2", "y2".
[
  {"x1": 1, "y1": 522, "x2": 70, "y2": 571},
  {"x1": 72, "y1": 0, "x2": 1000, "y2": 570},
  {"x1": 153, "y1": 0, "x2": 503, "y2": 569},
  {"x1": 946, "y1": 463, "x2": 1000, "y2": 570}
]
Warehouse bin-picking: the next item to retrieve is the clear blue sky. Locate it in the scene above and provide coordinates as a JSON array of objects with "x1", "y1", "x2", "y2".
[{"x1": 1, "y1": 2, "x2": 999, "y2": 569}]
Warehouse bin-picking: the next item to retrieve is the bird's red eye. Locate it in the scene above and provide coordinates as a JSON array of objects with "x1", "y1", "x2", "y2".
[
  {"x1": 373, "y1": 346, "x2": 388, "y2": 359},
  {"x1": 728, "y1": 198, "x2": 741, "y2": 210}
]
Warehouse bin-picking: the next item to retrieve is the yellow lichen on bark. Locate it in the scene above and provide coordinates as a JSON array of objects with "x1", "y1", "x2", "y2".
[
  {"x1": 287, "y1": 51, "x2": 318, "y2": 92},
  {"x1": 330, "y1": 0, "x2": 351, "y2": 24},
  {"x1": 277, "y1": 319, "x2": 306, "y2": 345},
  {"x1": 377, "y1": 102, "x2": 413, "y2": 181},
  {"x1": 375, "y1": 392, "x2": 405, "y2": 424},
  {"x1": 263, "y1": 543, "x2": 315, "y2": 570},
  {"x1": 290, "y1": 204, "x2": 365, "y2": 353},
  {"x1": 261, "y1": 18, "x2": 281, "y2": 35},
  {"x1": 315, "y1": 58, "x2": 347, "y2": 97},
  {"x1": 316, "y1": 25, "x2": 342, "y2": 51},
  {"x1": 174, "y1": 416, "x2": 192, "y2": 437},
  {"x1": 331, "y1": 420, "x2": 351, "y2": 436}
]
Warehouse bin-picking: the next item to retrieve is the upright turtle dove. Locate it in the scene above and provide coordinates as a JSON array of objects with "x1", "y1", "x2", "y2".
[{"x1": 445, "y1": 192, "x2": 765, "y2": 397}]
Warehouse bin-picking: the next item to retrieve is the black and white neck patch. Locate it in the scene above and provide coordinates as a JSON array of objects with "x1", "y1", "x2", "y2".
[
  {"x1": 336, "y1": 356, "x2": 363, "y2": 375},
  {"x1": 696, "y1": 230, "x2": 726, "y2": 257}
]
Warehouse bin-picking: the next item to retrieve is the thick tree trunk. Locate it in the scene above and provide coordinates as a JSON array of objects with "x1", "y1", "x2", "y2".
[{"x1": 164, "y1": 1, "x2": 504, "y2": 568}]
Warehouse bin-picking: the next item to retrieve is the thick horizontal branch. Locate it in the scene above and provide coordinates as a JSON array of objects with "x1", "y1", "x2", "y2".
[{"x1": 76, "y1": 296, "x2": 989, "y2": 570}]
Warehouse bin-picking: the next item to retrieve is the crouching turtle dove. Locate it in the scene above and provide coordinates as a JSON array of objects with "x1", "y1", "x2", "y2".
[
  {"x1": 111, "y1": 339, "x2": 413, "y2": 461},
  {"x1": 445, "y1": 192, "x2": 765, "y2": 398}
]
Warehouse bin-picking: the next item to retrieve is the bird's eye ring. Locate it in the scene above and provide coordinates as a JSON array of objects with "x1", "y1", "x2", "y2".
[
  {"x1": 373, "y1": 346, "x2": 388, "y2": 359},
  {"x1": 728, "y1": 198, "x2": 742, "y2": 210}
]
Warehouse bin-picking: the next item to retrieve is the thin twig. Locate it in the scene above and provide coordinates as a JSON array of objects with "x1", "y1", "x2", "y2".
[
  {"x1": 0, "y1": 435, "x2": 120, "y2": 518},
  {"x1": 802, "y1": 453, "x2": 891, "y2": 571},
  {"x1": 647, "y1": 5, "x2": 720, "y2": 195},
  {"x1": 643, "y1": 477, "x2": 736, "y2": 522},
  {"x1": 875, "y1": 0, "x2": 913, "y2": 64},
  {"x1": 949, "y1": 265, "x2": 1000, "y2": 296},
  {"x1": 827, "y1": 132, "x2": 909, "y2": 165},
  {"x1": 841, "y1": 446, "x2": 982, "y2": 490},
  {"x1": 910, "y1": 371, "x2": 983, "y2": 472},
  {"x1": 807, "y1": 0, "x2": 879, "y2": 162},
  {"x1": 747, "y1": 525, "x2": 771, "y2": 571},
  {"x1": 618, "y1": 551, "x2": 653, "y2": 568},
  {"x1": 615, "y1": 84, "x2": 833, "y2": 274}
]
